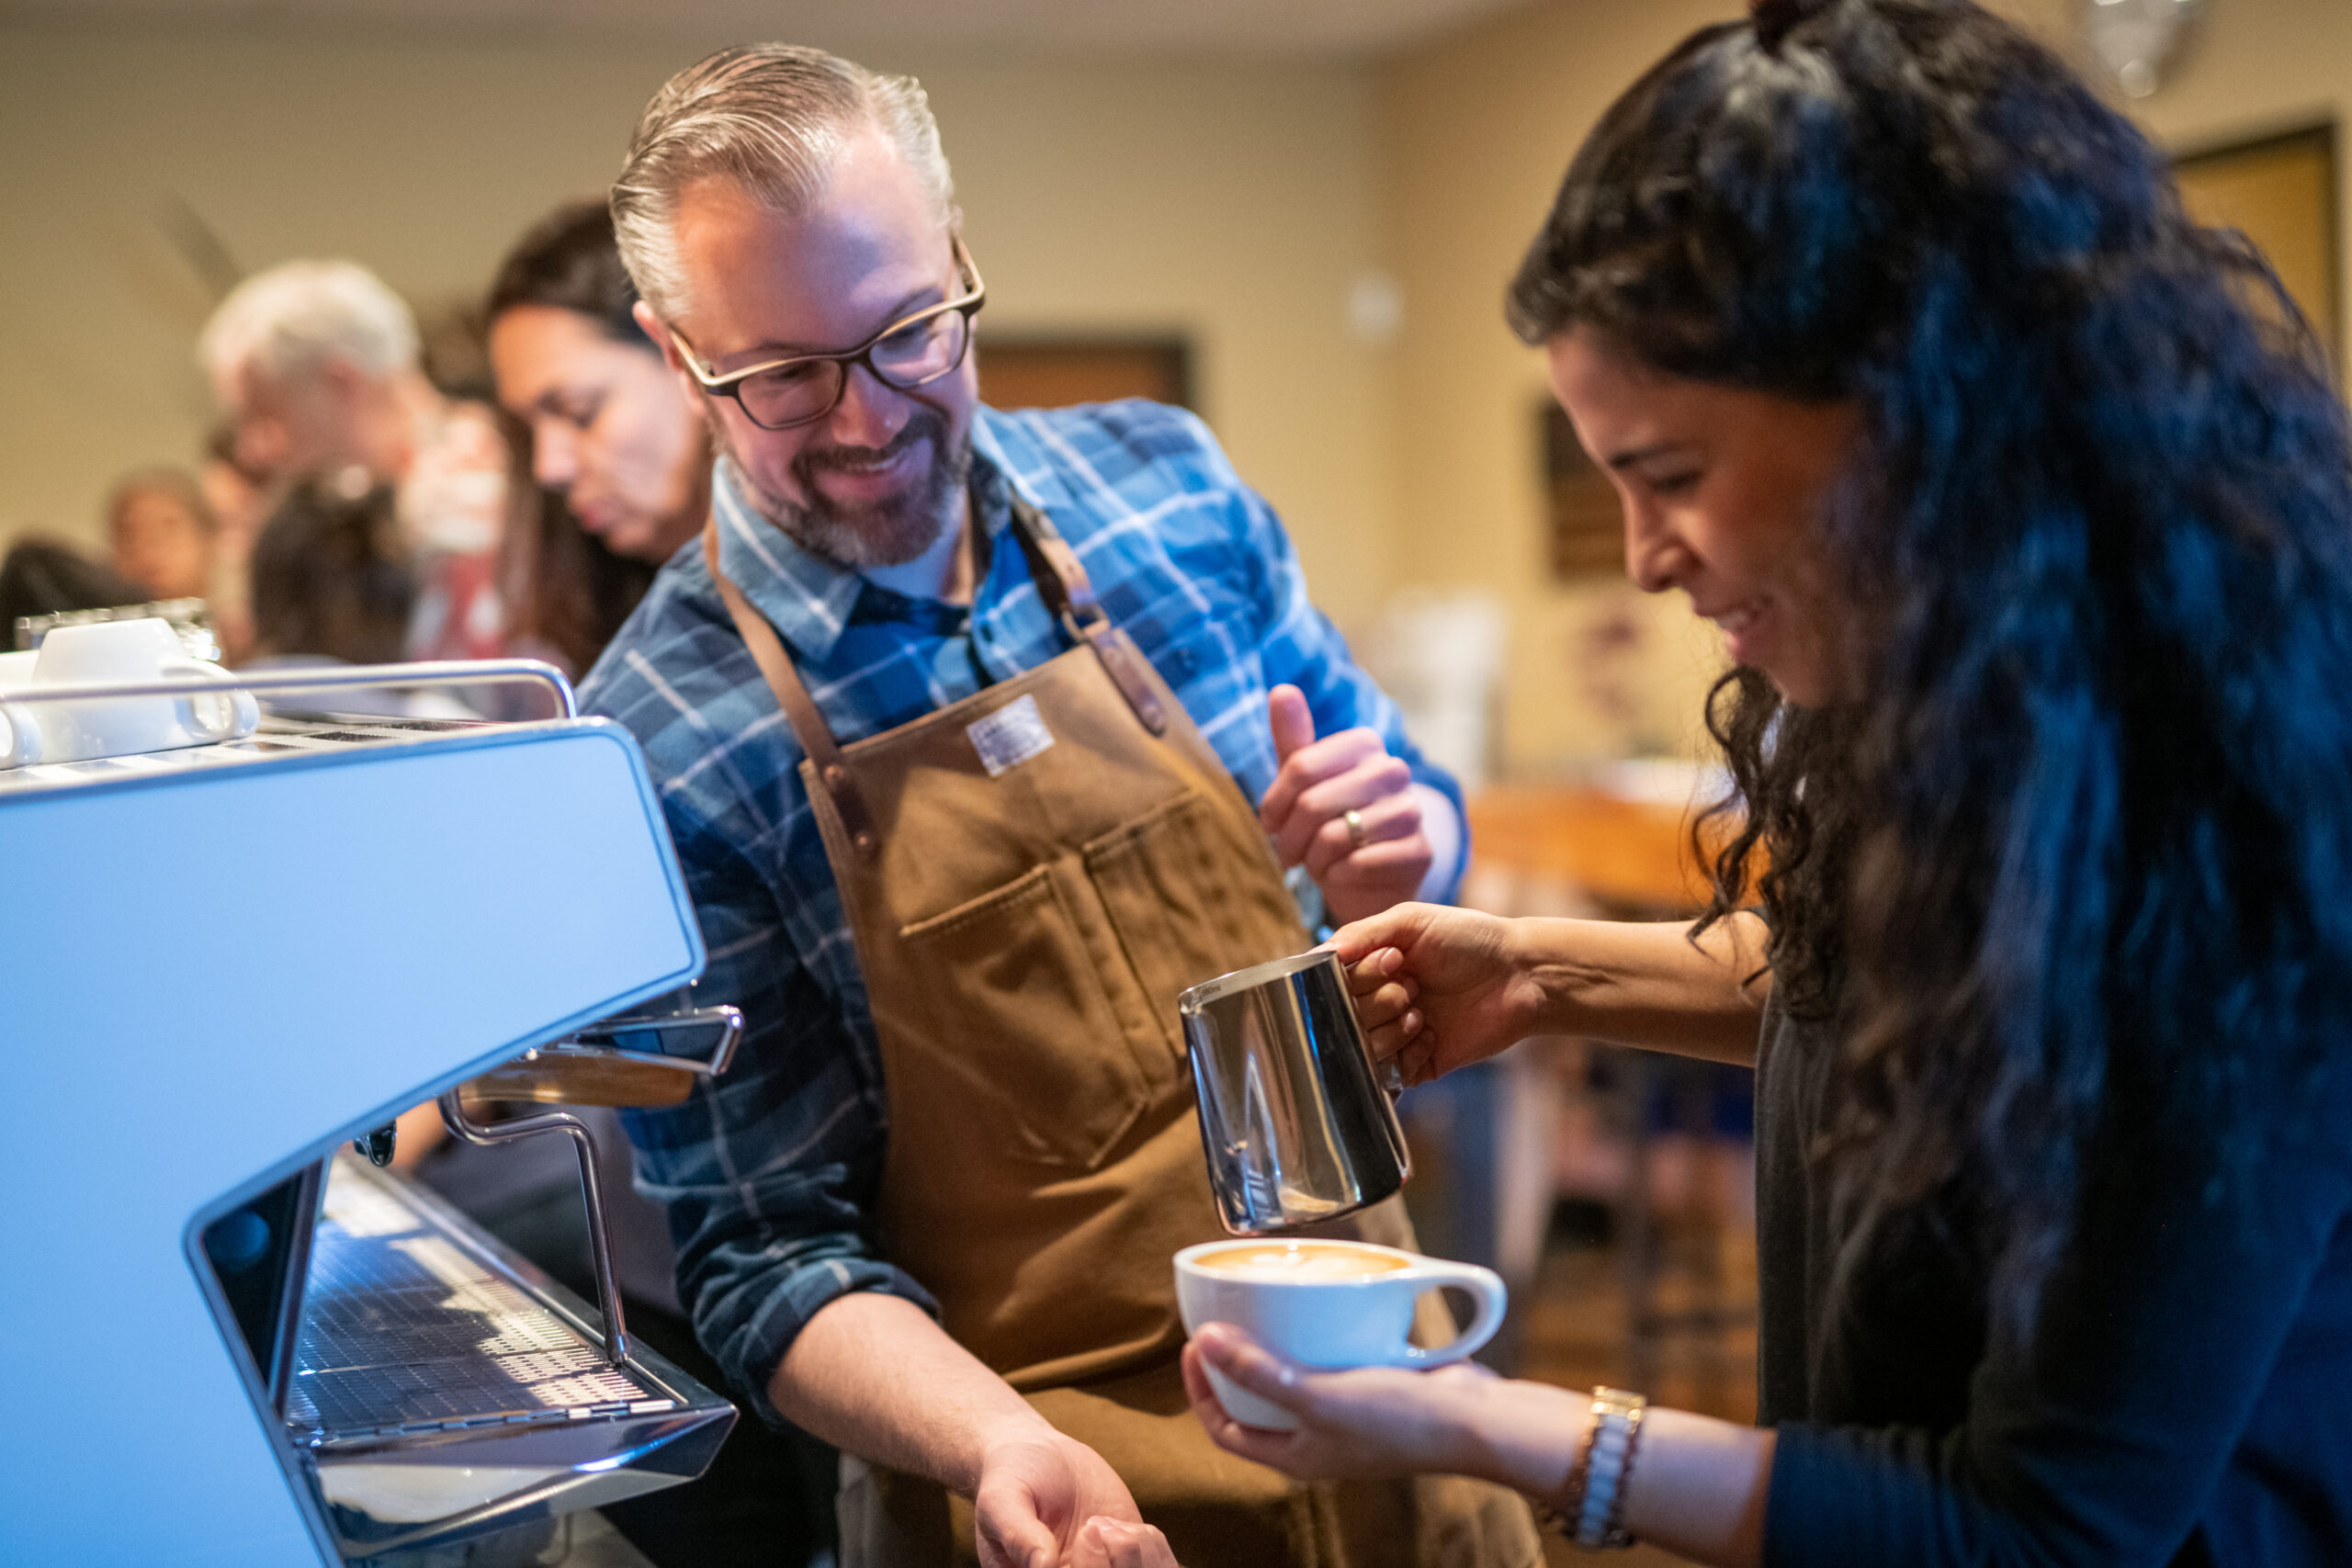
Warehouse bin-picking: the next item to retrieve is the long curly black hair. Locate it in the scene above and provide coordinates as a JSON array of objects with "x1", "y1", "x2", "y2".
[{"x1": 1510, "y1": 0, "x2": 2352, "y2": 1340}]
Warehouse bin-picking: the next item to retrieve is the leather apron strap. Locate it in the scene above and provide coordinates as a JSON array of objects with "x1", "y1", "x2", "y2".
[
  {"x1": 1004, "y1": 493, "x2": 1169, "y2": 737},
  {"x1": 702, "y1": 525, "x2": 881, "y2": 856},
  {"x1": 701, "y1": 494, "x2": 1166, "y2": 852}
]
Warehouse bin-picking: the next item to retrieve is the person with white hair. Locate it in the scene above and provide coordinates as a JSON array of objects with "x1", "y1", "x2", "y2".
[{"x1": 198, "y1": 259, "x2": 514, "y2": 663}]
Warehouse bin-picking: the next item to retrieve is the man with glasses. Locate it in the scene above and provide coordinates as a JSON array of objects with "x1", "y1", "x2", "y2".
[{"x1": 583, "y1": 44, "x2": 1533, "y2": 1568}]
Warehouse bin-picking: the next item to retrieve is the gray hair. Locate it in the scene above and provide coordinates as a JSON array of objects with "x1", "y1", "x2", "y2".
[
  {"x1": 611, "y1": 44, "x2": 955, "y2": 320},
  {"x1": 197, "y1": 259, "x2": 419, "y2": 390}
]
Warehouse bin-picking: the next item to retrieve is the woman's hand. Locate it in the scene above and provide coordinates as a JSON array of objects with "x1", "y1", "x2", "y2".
[
  {"x1": 1188, "y1": 1324, "x2": 1773, "y2": 1568},
  {"x1": 1180, "y1": 1323, "x2": 1493, "y2": 1480},
  {"x1": 1182, "y1": 1322, "x2": 1589, "y2": 1497},
  {"x1": 1331, "y1": 903, "x2": 1548, "y2": 1085}
]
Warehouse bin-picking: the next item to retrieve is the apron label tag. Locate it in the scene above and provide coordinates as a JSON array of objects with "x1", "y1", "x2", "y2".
[{"x1": 967, "y1": 693, "x2": 1055, "y2": 777}]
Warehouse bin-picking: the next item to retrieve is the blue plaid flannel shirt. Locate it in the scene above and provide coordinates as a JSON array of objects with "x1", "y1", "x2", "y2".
[{"x1": 580, "y1": 400, "x2": 1464, "y2": 1421}]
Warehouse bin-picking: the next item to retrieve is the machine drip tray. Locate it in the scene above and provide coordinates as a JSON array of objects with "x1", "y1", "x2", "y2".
[{"x1": 291, "y1": 1157, "x2": 734, "y2": 1561}]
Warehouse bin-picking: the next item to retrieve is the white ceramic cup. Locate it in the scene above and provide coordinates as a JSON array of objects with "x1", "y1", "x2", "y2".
[
  {"x1": 1174, "y1": 1238, "x2": 1508, "y2": 1431},
  {"x1": 6, "y1": 618, "x2": 256, "y2": 767}
]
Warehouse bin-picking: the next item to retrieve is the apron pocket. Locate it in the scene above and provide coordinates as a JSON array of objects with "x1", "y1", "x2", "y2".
[
  {"x1": 1085, "y1": 790, "x2": 1311, "y2": 1056},
  {"x1": 898, "y1": 863, "x2": 1156, "y2": 1170}
]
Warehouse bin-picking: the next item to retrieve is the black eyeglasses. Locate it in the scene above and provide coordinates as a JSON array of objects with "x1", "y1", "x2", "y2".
[{"x1": 668, "y1": 238, "x2": 985, "y2": 432}]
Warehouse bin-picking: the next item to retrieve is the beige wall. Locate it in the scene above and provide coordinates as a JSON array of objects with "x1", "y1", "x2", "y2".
[
  {"x1": 9, "y1": 1, "x2": 2352, "y2": 772},
  {"x1": 0, "y1": 22, "x2": 1396, "y2": 622},
  {"x1": 1374, "y1": 0, "x2": 2352, "y2": 774},
  {"x1": 1374, "y1": 1, "x2": 1735, "y2": 773}
]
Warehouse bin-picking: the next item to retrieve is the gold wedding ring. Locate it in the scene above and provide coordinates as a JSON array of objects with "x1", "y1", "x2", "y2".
[{"x1": 1344, "y1": 807, "x2": 1367, "y2": 850}]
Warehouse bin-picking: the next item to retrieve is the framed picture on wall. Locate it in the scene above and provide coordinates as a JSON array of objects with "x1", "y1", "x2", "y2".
[
  {"x1": 978, "y1": 336, "x2": 1193, "y2": 412},
  {"x1": 1542, "y1": 400, "x2": 1622, "y2": 579},
  {"x1": 2174, "y1": 122, "x2": 2340, "y2": 370}
]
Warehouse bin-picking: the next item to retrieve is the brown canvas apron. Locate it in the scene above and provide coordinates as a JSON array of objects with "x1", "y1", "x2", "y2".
[{"x1": 705, "y1": 501, "x2": 1538, "y2": 1568}]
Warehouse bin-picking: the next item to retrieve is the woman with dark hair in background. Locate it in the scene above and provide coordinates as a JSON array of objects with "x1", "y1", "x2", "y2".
[
  {"x1": 1176, "y1": 3, "x2": 2352, "y2": 1564},
  {"x1": 487, "y1": 198, "x2": 707, "y2": 675}
]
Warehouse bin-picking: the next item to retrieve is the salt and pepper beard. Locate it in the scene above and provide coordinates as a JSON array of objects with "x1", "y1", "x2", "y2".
[{"x1": 711, "y1": 403, "x2": 971, "y2": 570}]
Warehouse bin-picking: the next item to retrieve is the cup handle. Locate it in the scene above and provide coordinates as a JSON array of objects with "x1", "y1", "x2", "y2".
[
  {"x1": 1394, "y1": 1261, "x2": 1508, "y2": 1368},
  {"x1": 159, "y1": 659, "x2": 260, "y2": 743}
]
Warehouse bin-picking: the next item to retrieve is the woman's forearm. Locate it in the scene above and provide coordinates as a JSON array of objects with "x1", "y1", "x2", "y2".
[
  {"x1": 1443, "y1": 1382, "x2": 1771, "y2": 1567},
  {"x1": 1515, "y1": 910, "x2": 1771, "y2": 1065},
  {"x1": 1623, "y1": 1409, "x2": 1774, "y2": 1565},
  {"x1": 1187, "y1": 1325, "x2": 1776, "y2": 1564}
]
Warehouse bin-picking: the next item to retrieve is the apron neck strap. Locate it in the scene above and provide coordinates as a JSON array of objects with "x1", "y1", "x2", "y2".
[
  {"x1": 698, "y1": 492, "x2": 1170, "y2": 832},
  {"x1": 700, "y1": 525, "x2": 881, "y2": 856},
  {"x1": 1006, "y1": 494, "x2": 1169, "y2": 736},
  {"x1": 1006, "y1": 492, "x2": 1101, "y2": 629}
]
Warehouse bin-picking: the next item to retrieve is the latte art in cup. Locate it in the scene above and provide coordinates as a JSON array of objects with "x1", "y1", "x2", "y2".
[
  {"x1": 1192, "y1": 1241, "x2": 1412, "y2": 1281},
  {"x1": 1174, "y1": 1239, "x2": 1510, "y2": 1430}
]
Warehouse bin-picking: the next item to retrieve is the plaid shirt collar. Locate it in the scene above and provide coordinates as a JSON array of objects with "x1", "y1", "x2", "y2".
[{"x1": 707, "y1": 412, "x2": 1058, "y2": 665}]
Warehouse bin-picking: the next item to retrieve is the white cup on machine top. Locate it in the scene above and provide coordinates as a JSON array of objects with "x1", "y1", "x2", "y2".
[
  {"x1": 0, "y1": 618, "x2": 257, "y2": 769},
  {"x1": 1174, "y1": 1239, "x2": 1508, "y2": 1431}
]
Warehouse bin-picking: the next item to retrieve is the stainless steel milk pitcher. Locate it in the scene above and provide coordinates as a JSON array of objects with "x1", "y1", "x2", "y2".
[{"x1": 1179, "y1": 949, "x2": 1412, "y2": 1234}]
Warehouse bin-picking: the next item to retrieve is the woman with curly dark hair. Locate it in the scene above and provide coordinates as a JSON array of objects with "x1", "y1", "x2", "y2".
[{"x1": 1178, "y1": 2, "x2": 2352, "y2": 1563}]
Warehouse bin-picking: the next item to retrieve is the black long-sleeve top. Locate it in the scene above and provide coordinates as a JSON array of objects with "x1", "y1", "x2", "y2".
[{"x1": 1756, "y1": 998, "x2": 2352, "y2": 1565}]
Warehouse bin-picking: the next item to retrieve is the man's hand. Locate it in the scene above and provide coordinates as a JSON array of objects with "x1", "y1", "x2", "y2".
[
  {"x1": 771, "y1": 1296, "x2": 1143, "y2": 1568},
  {"x1": 1260, "y1": 684, "x2": 1448, "y2": 925},
  {"x1": 1070, "y1": 1516, "x2": 1182, "y2": 1568},
  {"x1": 973, "y1": 1426, "x2": 1146, "y2": 1568}
]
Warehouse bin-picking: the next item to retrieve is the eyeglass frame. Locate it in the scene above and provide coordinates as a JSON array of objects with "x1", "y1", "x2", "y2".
[{"x1": 665, "y1": 236, "x2": 986, "y2": 431}]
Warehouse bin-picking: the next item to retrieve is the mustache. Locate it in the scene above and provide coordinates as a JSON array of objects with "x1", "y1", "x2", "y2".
[{"x1": 798, "y1": 410, "x2": 943, "y2": 474}]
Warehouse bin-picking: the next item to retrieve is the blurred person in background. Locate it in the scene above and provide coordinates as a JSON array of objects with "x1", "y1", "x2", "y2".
[
  {"x1": 198, "y1": 422, "x2": 269, "y2": 547},
  {"x1": 242, "y1": 472, "x2": 474, "y2": 722},
  {"x1": 245, "y1": 474, "x2": 420, "y2": 672},
  {"x1": 105, "y1": 466, "x2": 217, "y2": 604},
  {"x1": 486, "y1": 198, "x2": 708, "y2": 674},
  {"x1": 199, "y1": 260, "x2": 514, "y2": 664},
  {"x1": 0, "y1": 537, "x2": 145, "y2": 647},
  {"x1": 198, "y1": 423, "x2": 270, "y2": 662}
]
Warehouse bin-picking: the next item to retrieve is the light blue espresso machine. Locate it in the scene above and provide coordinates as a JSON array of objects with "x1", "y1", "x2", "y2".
[{"x1": 0, "y1": 653, "x2": 738, "y2": 1566}]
